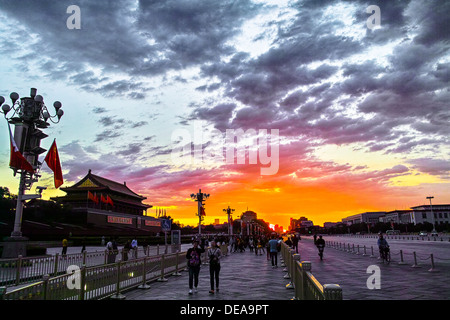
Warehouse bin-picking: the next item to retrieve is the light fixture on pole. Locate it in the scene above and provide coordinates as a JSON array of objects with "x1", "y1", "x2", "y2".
[
  {"x1": 426, "y1": 196, "x2": 436, "y2": 233},
  {"x1": 190, "y1": 189, "x2": 210, "y2": 236},
  {"x1": 223, "y1": 206, "x2": 235, "y2": 238},
  {"x1": 1, "y1": 88, "x2": 63, "y2": 257}
]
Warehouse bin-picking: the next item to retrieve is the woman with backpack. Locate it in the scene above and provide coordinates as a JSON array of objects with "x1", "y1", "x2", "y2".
[
  {"x1": 186, "y1": 239, "x2": 205, "y2": 295},
  {"x1": 208, "y1": 240, "x2": 222, "y2": 294}
]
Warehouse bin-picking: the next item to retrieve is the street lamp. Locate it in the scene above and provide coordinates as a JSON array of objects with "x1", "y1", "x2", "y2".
[
  {"x1": 190, "y1": 189, "x2": 210, "y2": 236},
  {"x1": 223, "y1": 206, "x2": 235, "y2": 238},
  {"x1": 426, "y1": 196, "x2": 436, "y2": 233},
  {"x1": 0, "y1": 88, "x2": 63, "y2": 246}
]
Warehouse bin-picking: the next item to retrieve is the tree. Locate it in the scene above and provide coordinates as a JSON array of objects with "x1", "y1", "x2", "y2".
[{"x1": 0, "y1": 186, "x2": 16, "y2": 222}]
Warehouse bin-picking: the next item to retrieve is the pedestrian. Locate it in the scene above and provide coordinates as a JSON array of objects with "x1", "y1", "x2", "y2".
[
  {"x1": 186, "y1": 239, "x2": 205, "y2": 295},
  {"x1": 292, "y1": 234, "x2": 299, "y2": 253},
  {"x1": 106, "y1": 237, "x2": 115, "y2": 264},
  {"x1": 285, "y1": 236, "x2": 292, "y2": 247},
  {"x1": 268, "y1": 235, "x2": 279, "y2": 268},
  {"x1": 208, "y1": 240, "x2": 222, "y2": 294},
  {"x1": 142, "y1": 238, "x2": 149, "y2": 256},
  {"x1": 249, "y1": 237, "x2": 254, "y2": 252},
  {"x1": 131, "y1": 238, "x2": 138, "y2": 259},
  {"x1": 123, "y1": 239, "x2": 131, "y2": 261},
  {"x1": 62, "y1": 238, "x2": 68, "y2": 255}
]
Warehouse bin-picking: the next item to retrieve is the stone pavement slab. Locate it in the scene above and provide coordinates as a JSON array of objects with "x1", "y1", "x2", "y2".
[
  {"x1": 124, "y1": 248, "x2": 294, "y2": 300},
  {"x1": 293, "y1": 238, "x2": 450, "y2": 300}
]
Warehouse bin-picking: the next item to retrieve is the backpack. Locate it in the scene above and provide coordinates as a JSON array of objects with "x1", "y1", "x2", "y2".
[
  {"x1": 209, "y1": 249, "x2": 219, "y2": 265},
  {"x1": 189, "y1": 250, "x2": 200, "y2": 267}
]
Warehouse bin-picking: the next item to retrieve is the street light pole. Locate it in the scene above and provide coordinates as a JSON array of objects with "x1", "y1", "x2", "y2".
[
  {"x1": 190, "y1": 189, "x2": 210, "y2": 237},
  {"x1": 223, "y1": 206, "x2": 235, "y2": 239},
  {"x1": 427, "y1": 196, "x2": 436, "y2": 233},
  {"x1": 0, "y1": 88, "x2": 63, "y2": 257}
]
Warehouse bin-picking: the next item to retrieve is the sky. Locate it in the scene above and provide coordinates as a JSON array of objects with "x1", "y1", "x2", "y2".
[{"x1": 0, "y1": 0, "x2": 449, "y2": 229}]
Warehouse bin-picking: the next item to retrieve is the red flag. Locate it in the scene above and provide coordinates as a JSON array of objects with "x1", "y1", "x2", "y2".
[
  {"x1": 88, "y1": 191, "x2": 98, "y2": 204},
  {"x1": 8, "y1": 122, "x2": 34, "y2": 173},
  {"x1": 107, "y1": 195, "x2": 114, "y2": 207},
  {"x1": 200, "y1": 203, "x2": 206, "y2": 216},
  {"x1": 44, "y1": 139, "x2": 63, "y2": 188},
  {"x1": 101, "y1": 194, "x2": 108, "y2": 204}
]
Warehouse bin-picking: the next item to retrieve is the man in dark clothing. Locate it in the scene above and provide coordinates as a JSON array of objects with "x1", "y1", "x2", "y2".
[
  {"x1": 186, "y1": 240, "x2": 205, "y2": 295},
  {"x1": 292, "y1": 235, "x2": 299, "y2": 253},
  {"x1": 316, "y1": 235, "x2": 325, "y2": 260}
]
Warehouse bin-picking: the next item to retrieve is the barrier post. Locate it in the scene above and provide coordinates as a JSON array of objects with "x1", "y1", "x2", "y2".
[
  {"x1": 363, "y1": 245, "x2": 368, "y2": 256},
  {"x1": 79, "y1": 265, "x2": 86, "y2": 301},
  {"x1": 411, "y1": 252, "x2": 421, "y2": 268},
  {"x1": 285, "y1": 250, "x2": 294, "y2": 289},
  {"x1": 428, "y1": 254, "x2": 438, "y2": 273},
  {"x1": 370, "y1": 246, "x2": 375, "y2": 258},
  {"x1": 42, "y1": 274, "x2": 50, "y2": 300},
  {"x1": 173, "y1": 251, "x2": 182, "y2": 276},
  {"x1": 323, "y1": 284, "x2": 343, "y2": 300},
  {"x1": 138, "y1": 257, "x2": 151, "y2": 289},
  {"x1": 110, "y1": 260, "x2": 126, "y2": 300},
  {"x1": 300, "y1": 261, "x2": 311, "y2": 299},
  {"x1": 398, "y1": 250, "x2": 407, "y2": 265},
  {"x1": 53, "y1": 253, "x2": 59, "y2": 276},
  {"x1": 15, "y1": 255, "x2": 22, "y2": 286},
  {"x1": 157, "y1": 254, "x2": 168, "y2": 282},
  {"x1": 291, "y1": 254, "x2": 301, "y2": 299}
]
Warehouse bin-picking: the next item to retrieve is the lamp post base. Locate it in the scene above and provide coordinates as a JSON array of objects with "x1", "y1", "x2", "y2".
[{"x1": 1, "y1": 236, "x2": 29, "y2": 258}]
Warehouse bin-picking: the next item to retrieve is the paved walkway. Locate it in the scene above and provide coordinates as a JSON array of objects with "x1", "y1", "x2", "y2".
[
  {"x1": 123, "y1": 238, "x2": 450, "y2": 300},
  {"x1": 285, "y1": 238, "x2": 450, "y2": 300},
  {"x1": 125, "y1": 247, "x2": 293, "y2": 300}
]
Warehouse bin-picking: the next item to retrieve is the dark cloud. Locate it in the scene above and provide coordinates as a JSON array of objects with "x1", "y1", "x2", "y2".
[
  {"x1": 1, "y1": 0, "x2": 448, "y2": 185},
  {"x1": 408, "y1": 158, "x2": 450, "y2": 179}
]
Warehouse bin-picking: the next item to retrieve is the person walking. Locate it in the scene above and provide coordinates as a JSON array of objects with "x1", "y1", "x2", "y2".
[
  {"x1": 292, "y1": 234, "x2": 299, "y2": 253},
  {"x1": 106, "y1": 237, "x2": 115, "y2": 264},
  {"x1": 268, "y1": 235, "x2": 279, "y2": 268},
  {"x1": 123, "y1": 239, "x2": 131, "y2": 261},
  {"x1": 208, "y1": 240, "x2": 222, "y2": 294},
  {"x1": 186, "y1": 239, "x2": 205, "y2": 295},
  {"x1": 62, "y1": 238, "x2": 68, "y2": 255},
  {"x1": 131, "y1": 238, "x2": 138, "y2": 259}
]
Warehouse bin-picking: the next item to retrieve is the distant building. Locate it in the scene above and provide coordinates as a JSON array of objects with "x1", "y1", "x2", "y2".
[
  {"x1": 379, "y1": 210, "x2": 412, "y2": 224},
  {"x1": 300, "y1": 220, "x2": 314, "y2": 228},
  {"x1": 290, "y1": 216, "x2": 309, "y2": 230},
  {"x1": 51, "y1": 170, "x2": 161, "y2": 234},
  {"x1": 409, "y1": 204, "x2": 450, "y2": 226},
  {"x1": 241, "y1": 210, "x2": 257, "y2": 223},
  {"x1": 323, "y1": 222, "x2": 339, "y2": 228},
  {"x1": 341, "y1": 212, "x2": 386, "y2": 225}
]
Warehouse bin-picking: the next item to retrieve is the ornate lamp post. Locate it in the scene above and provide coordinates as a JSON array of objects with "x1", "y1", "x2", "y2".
[
  {"x1": 223, "y1": 206, "x2": 235, "y2": 238},
  {"x1": 1, "y1": 88, "x2": 63, "y2": 256},
  {"x1": 190, "y1": 189, "x2": 209, "y2": 236}
]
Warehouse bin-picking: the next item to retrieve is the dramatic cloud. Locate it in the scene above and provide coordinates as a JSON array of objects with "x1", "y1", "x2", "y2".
[{"x1": 1, "y1": 0, "x2": 448, "y2": 227}]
